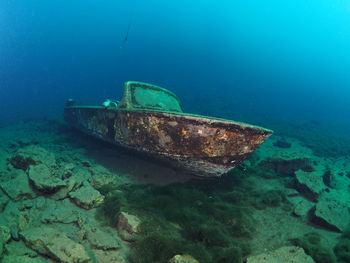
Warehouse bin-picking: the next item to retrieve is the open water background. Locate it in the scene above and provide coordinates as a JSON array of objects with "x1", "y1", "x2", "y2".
[{"x1": 1, "y1": 0, "x2": 349, "y2": 137}]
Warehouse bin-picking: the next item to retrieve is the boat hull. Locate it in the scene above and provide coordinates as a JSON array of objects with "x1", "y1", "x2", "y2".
[{"x1": 64, "y1": 107, "x2": 272, "y2": 177}]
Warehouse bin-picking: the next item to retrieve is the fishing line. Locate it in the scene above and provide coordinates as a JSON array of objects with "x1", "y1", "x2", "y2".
[{"x1": 120, "y1": 2, "x2": 134, "y2": 49}]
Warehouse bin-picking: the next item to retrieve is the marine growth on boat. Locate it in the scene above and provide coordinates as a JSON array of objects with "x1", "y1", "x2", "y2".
[{"x1": 64, "y1": 81, "x2": 272, "y2": 177}]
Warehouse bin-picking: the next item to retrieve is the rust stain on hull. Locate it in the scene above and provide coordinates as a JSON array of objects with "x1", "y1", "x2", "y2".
[{"x1": 64, "y1": 107, "x2": 272, "y2": 177}]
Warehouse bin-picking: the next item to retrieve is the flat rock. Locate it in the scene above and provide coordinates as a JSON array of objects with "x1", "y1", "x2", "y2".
[
  {"x1": 0, "y1": 170, "x2": 37, "y2": 201},
  {"x1": 50, "y1": 179, "x2": 76, "y2": 200},
  {"x1": 294, "y1": 169, "x2": 326, "y2": 201},
  {"x1": 51, "y1": 170, "x2": 88, "y2": 200},
  {"x1": 0, "y1": 225, "x2": 11, "y2": 256},
  {"x1": 41, "y1": 199, "x2": 80, "y2": 224},
  {"x1": 293, "y1": 199, "x2": 314, "y2": 217},
  {"x1": 313, "y1": 190, "x2": 350, "y2": 232},
  {"x1": 62, "y1": 163, "x2": 75, "y2": 178},
  {"x1": 117, "y1": 212, "x2": 141, "y2": 242},
  {"x1": 0, "y1": 149, "x2": 9, "y2": 171},
  {"x1": 260, "y1": 158, "x2": 313, "y2": 176},
  {"x1": 69, "y1": 183, "x2": 104, "y2": 210},
  {"x1": 71, "y1": 168, "x2": 92, "y2": 186},
  {"x1": 9, "y1": 146, "x2": 56, "y2": 170},
  {"x1": 4, "y1": 240, "x2": 38, "y2": 257},
  {"x1": 1, "y1": 255, "x2": 47, "y2": 263},
  {"x1": 28, "y1": 164, "x2": 66, "y2": 193},
  {"x1": 169, "y1": 254, "x2": 199, "y2": 263},
  {"x1": 93, "y1": 250, "x2": 127, "y2": 263},
  {"x1": 20, "y1": 226, "x2": 91, "y2": 263},
  {"x1": 0, "y1": 225, "x2": 12, "y2": 242},
  {"x1": 246, "y1": 246, "x2": 315, "y2": 263},
  {"x1": 0, "y1": 201, "x2": 24, "y2": 240},
  {"x1": 86, "y1": 226, "x2": 121, "y2": 250},
  {"x1": 88, "y1": 165, "x2": 116, "y2": 189},
  {"x1": 0, "y1": 193, "x2": 9, "y2": 211}
]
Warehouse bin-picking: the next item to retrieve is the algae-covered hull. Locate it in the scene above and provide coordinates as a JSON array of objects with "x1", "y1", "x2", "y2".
[{"x1": 64, "y1": 107, "x2": 272, "y2": 177}]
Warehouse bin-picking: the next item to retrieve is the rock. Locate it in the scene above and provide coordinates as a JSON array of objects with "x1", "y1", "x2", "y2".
[
  {"x1": 88, "y1": 165, "x2": 116, "y2": 189},
  {"x1": 85, "y1": 227, "x2": 121, "y2": 250},
  {"x1": 32, "y1": 196, "x2": 47, "y2": 211},
  {"x1": 62, "y1": 163, "x2": 75, "y2": 179},
  {"x1": 0, "y1": 149, "x2": 9, "y2": 171},
  {"x1": 285, "y1": 188, "x2": 299, "y2": 197},
  {"x1": 0, "y1": 225, "x2": 11, "y2": 256},
  {"x1": 17, "y1": 213, "x2": 29, "y2": 233},
  {"x1": 20, "y1": 226, "x2": 91, "y2": 263},
  {"x1": 246, "y1": 246, "x2": 315, "y2": 263},
  {"x1": 49, "y1": 178, "x2": 77, "y2": 200},
  {"x1": 0, "y1": 205, "x2": 30, "y2": 240},
  {"x1": 0, "y1": 225, "x2": 11, "y2": 241},
  {"x1": 273, "y1": 140, "x2": 291, "y2": 148},
  {"x1": 41, "y1": 199, "x2": 80, "y2": 224},
  {"x1": 28, "y1": 164, "x2": 66, "y2": 193},
  {"x1": 259, "y1": 158, "x2": 314, "y2": 176},
  {"x1": 68, "y1": 168, "x2": 92, "y2": 188},
  {"x1": 50, "y1": 180, "x2": 76, "y2": 200},
  {"x1": 16, "y1": 138, "x2": 33, "y2": 147},
  {"x1": 81, "y1": 160, "x2": 91, "y2": 167},
  {"x1": 69, "y1": 183, "x2": 104, "y2": 210},
  {"x1": 322, "y1": 170, "x2": 336, "y2": 188},
  {"x1": 293, "y1": 199, "x2": 314, "y2": 217},
  {"x1": 0, "y1": 193, "x2": 9, "y2": 211},
  {"x1": 93, "y1": 250, "x2": 127, "y2": 263},
  {"x1": 19, "y1": 199, "x2": 35, "y2": 211},
  {"x1": 312, "y1": 190, "x2": 350, "y2": 232},
  {"x1": 294, "y1": 169, "x2": 326, "y2": 201},
  {"x1": 9, "y1": 146, "x2": 56, "y2": 170},
  {"x1": 117, "y1": 212, "x2": 141, "y2": 242},
  {"x1": 0, "y1": 170, "x2": 36, "y2": 201},
  {"x1": 4, "y1": 240, "x2": 38, "y2": 257},
  {"x1": 51, "y1": 170, "x2": 88, "y2": 200},
  {"x1": 169, "y1": 254, "x2": 199, "y2": 263},
  {"x1": 1, "y1": 255, "x2": 47, "y2": 263},
  {"x1": 0, "y1": 201, "x2": 22, "y2": 240}
]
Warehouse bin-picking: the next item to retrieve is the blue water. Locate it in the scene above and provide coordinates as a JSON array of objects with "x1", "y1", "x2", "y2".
[
  {"x1": 1, "y1": 2, "x2": 350, "y2": 262},
  {"x1": 1, "y1": 0, "x2": 350, "y2": 135}
]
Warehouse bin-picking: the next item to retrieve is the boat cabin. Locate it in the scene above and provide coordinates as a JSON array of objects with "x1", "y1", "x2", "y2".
[{"x1": 117, "y1": 81, "x2": 184, "y2": 113}]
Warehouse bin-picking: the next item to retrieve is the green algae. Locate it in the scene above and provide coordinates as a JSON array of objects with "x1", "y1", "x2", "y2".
[
  {"x1": 97, "y1": 169, "x2": 292, "y2": 262},
  {"x1": 291, "y1": 232, "x2": 336, "y2": 263},
  {"x1": 97, "y1": 188, "x2": 125, "y2": 226},
  {"x1": 334, "y1": 227, "x2": 350, "y2": 263},
  {"x1": 250, "y1": 189, "x2": 292, "y2": 210},
  {"x1": 129, "y1": 232, "x2": 183, "y2": 263},
  {"x1": 334, "y1": 239, "x2": 350, "y2": 263},
  {"x1": 213, "y1": 246, "x2": 243, "y2": 263}
]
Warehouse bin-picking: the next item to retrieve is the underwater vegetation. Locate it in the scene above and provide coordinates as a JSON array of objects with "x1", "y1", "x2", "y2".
[
  {"x1": 334, "y1": 227, "x2": 350, "y2": 263},
  {"x1": 291, "y1": 232, "x2": 336, "y2": 263},
  {"x1": 290, "y1": 227, "x2": 350, "y2": 263},
  {"x1": 97, "y1": 169, "x2": 292, "y2": 263}
]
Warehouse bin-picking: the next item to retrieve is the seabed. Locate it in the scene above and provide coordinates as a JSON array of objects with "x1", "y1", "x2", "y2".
[{"x1": 0, "y1": 119, "x2": 349, "y2": 263}]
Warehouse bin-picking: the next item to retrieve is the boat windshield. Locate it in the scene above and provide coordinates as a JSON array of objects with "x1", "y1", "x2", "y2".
[{"x1": 119, "y1": 81, "x2": 184, "y2": 113}]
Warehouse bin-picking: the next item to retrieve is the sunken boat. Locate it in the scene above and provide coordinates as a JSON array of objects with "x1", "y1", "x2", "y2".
[{"x1": 64, "y1": 81, "x2": 272, "y2": 177}]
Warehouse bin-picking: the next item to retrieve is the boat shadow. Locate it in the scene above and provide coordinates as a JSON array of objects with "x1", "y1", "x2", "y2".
[{"x1": 63, "y1": 127, "x2": 198, "y2": 185}]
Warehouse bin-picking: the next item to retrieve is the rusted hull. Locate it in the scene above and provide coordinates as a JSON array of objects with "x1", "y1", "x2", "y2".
[{"x1": 64, "y1": 107, "x2": 272, "y2": 177}]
